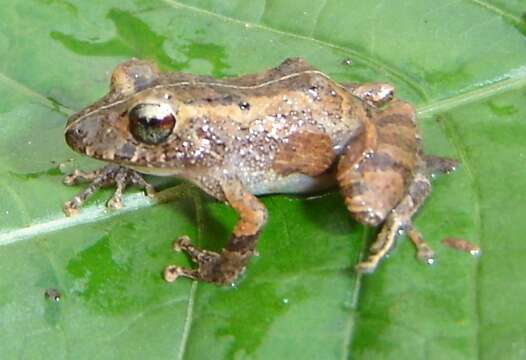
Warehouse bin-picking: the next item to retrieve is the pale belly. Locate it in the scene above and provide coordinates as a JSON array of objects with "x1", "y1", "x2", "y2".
[
  {"x1": 130, "y1": 165, "x2": 336, "y2": 196},
  {"x1": 247, "y1": 172, "x2": 336, "y2": 195}
]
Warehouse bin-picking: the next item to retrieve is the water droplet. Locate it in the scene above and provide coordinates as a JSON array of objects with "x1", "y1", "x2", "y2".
[
  {"x1": 425, "y1": 257, "x2": 435, "y2": 265},
  {"x1": 45, "y1": 288, "x2": 61, "y2": 302},
  {"x1": 239, "y1": 101, "x2": 250, "y2": 111},
  {"x1": 470, "y1": 249, "x2": 481, "y2": 257},
  {"x1": 282, "y1": 298, "x2": 289, "y2": 304},
  {"x1": 308, "y1": 86, "x2": 319, "y2": 99},
  {"x1": 363, "y1": 150, "x2": 374, "y2": 159}
]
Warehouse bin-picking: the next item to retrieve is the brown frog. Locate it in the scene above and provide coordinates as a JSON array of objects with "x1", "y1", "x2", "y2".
[{"x1": 63, "y1": 58, "x2": 456, "y2": 285}]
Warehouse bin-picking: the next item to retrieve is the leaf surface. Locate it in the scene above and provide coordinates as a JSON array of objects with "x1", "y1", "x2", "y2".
[{"x1": 0, "y1": 1, "x2": 525, "y2": 359}]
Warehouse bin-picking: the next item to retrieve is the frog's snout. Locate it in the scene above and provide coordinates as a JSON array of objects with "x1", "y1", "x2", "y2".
[{"x1": 65, "y1": 123, "x2": 87, "y2": 152}]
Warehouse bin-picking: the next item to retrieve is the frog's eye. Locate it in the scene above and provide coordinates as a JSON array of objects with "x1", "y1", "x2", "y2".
[{"x1": 128, "y1": 103, "x2": 176, "y2": 144}]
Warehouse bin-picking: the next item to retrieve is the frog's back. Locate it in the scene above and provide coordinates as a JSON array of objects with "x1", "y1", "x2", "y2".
[
  {"x1": 147, "y1": 58, "x2": 368, "y2": 195},
  {"x1": 160, "y1": 58, "x2": 364, "y2": 142},
  {"x1": 182, "y1": 58, "x2": 367, "y2": 194}
]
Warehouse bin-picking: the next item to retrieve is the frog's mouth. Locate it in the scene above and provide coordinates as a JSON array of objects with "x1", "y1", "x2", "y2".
[
  {"x1": 128, "y1": 165, "x2": 183, "y2": 177},
  {"x1": 65, "y1": 108, "x2": 132, "y2": 162}
]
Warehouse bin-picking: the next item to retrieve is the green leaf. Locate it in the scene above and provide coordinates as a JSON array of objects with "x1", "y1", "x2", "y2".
[{"x1": 1, "y1": 0, "x2": 525, "y2": 359}]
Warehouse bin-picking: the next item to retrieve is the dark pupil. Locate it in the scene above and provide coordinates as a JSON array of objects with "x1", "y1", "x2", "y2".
[{"x1": 128, "y1": 103, "x2": 176, "y2": 144}]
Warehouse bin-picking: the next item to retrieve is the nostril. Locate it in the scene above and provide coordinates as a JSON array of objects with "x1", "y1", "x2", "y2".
[
  {"x1": 71, "y1": 127, "x2": 86, "y2": 138},
  {"x1": 65, "y1": 126, "x2": 85, "y2": 150},
  {"x1": 74, "y1": 126, "x2": 86, "y2": 137}
]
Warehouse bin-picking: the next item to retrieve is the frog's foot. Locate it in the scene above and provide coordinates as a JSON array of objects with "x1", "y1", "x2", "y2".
[
  {"x1": 355, "y1": 171, "x2": 435, "y2": 273},
  {"x1": 344, "y1": 82, "x2": 395, "y2": 107},
  {"x1": 165, "y1": 179, "x2": 266, "y2": 285},
  {"x1": 164, "y1": 236, "x2": 251, "y2": 285},
  {"x1": 63, "y1": 164, "x2": 155, "y2": 216},
  {"x1": 355, "y1": 216, "x2": 400, "y2": 274}
]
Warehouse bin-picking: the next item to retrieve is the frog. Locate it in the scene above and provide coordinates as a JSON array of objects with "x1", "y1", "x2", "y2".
[{"x1": 63, "y1": 57, "x2": 457, "y2": 285}]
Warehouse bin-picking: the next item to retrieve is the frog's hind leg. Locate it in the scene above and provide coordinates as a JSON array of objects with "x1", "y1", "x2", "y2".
[
  {"x1": 337, "y1": 99, "x2": 439, "y2": 272},
  {"x1": 355, "y1": 167, "x2": 435, "y2": 273},
  {"x1": 164, "y1": 179, "x2": 267, "y2": 285},
  {"x1": 63, "y1": 164, "x2": 155, "y2": 216}
]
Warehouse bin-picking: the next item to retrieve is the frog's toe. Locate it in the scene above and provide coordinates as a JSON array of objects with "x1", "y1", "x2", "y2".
[
  {"x1": 63, "y1": 184, "x2": 101, "y2": 216},
  {"x1": 63, "y1": 173, "x2": 78, "y2": 186},
  {"x1": 106, "y1": 193, "x2": 124, "y2": 209},
  {"x1": 63, "y1": 198, "x2": 82, "y2": 217},
  {"x1": 63, "y1": 169, "x2": 99, "y2": 186},
  {"x1": 127, "y1": 171, "x2": 156, "y2": 196},
  {"x1": 172, "y1": 236, "x2": 221, "y2": 264},
  {"x1": 355, "y1": 259, "x2": 379, "y2": 274},
  {"x1": 407, "y1": 227, "x2": 436, "y2": 265},
  {"x1": 417, "y1": 245, "x2": 436, "y2": 265},
  {"x1": 172, "y1": 235, "x2": 191, "y2": 252},
  {"x1": 164, "y1": 265, "x2": 199, "y2": 282}
]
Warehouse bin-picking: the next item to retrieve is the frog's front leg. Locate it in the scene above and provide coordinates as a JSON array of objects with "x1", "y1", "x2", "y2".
[
  {"x1": 63, "y1": 164, "x2": 155, "y2": 216},
  {"x1": 164, "y1": 179, "x2": 267, "y2": 285}
]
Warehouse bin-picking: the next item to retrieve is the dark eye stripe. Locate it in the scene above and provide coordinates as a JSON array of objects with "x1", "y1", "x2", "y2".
[{"x1": 128, "y1": 103, "x2": 176, "y2": 144}]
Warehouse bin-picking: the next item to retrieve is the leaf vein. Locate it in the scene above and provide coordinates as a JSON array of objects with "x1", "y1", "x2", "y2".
[
  {"x1": 417, "y1": 72, "x2": 526, "y2": 117},
  {"x1": 466, "y1": 0, "x2": 523, "y2": 24},
  {"x1": 438, "y1": 115, "x2": 482, "y2": 360},
  {"x1": 177, "y1": 280, "x2": 197, "y2": 360}
]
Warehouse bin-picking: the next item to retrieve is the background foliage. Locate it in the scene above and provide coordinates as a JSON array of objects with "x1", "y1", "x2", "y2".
[{"x1": 0, "y1": 0, "x2": 525, "y2": 359}]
